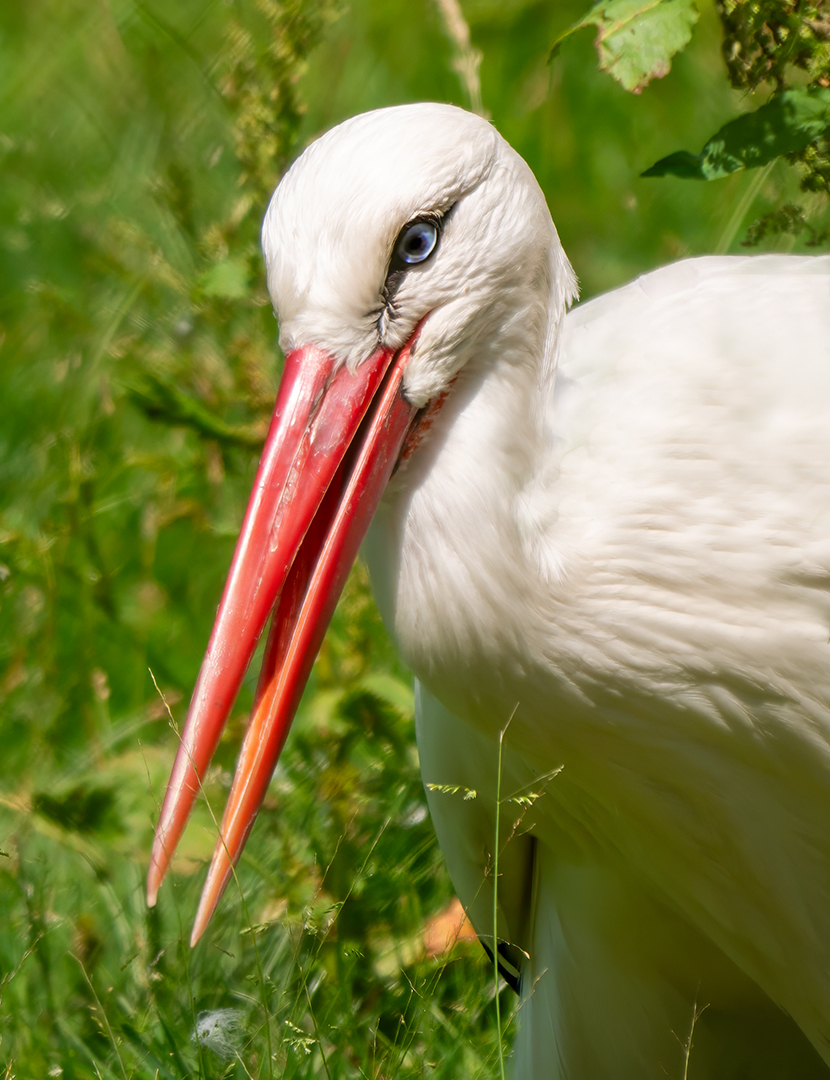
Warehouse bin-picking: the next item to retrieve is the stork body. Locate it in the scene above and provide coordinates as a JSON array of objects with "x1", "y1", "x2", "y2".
[
  {"x1": 149, "y1": 104, "x2": 830, "y2": 1077},
  {"x1": 387, "y1": 255, "x2": 830, "y2": 1077}
]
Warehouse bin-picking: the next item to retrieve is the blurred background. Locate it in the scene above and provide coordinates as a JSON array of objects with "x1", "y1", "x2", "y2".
[{"x1": 0, "y1": 0, "x2": 822, "y2": 1076}]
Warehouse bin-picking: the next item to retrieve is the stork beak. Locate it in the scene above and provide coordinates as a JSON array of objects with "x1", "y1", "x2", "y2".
[{"x1": 147, "y1": 326, "x2": 421, "y2": 944}]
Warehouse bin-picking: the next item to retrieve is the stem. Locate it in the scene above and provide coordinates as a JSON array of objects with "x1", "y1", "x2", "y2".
[
  {"x1": 715, "y1": 161, "x2": 775, "y2": 253},
  {"x1": 493, "y1": 723, "x2": 506, "y2": 1080}
]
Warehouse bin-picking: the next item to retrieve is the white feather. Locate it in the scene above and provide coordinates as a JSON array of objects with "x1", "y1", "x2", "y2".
[{"x1": 264, "y1": 102, "x2": 830, "y2": 1078}]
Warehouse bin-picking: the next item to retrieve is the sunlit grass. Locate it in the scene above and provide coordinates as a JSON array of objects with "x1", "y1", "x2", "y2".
[{"x1": 0, "y1": 597, "x2": 515, "y2": 1076}]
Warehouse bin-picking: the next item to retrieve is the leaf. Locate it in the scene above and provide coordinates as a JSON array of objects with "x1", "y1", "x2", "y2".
[
  {"x1": 550, "y1": 0, "x2": 699, "y2": 93},
  {"x1": 644, "y1": 88, "x2": 830, "y2": 180}
]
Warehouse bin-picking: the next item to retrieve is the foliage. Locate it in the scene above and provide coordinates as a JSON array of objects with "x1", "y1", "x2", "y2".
[
  {"x1": 717, "y1": 0, "x2": 830, "y2": 92},
  {"x1": 0, "y1": 0, "x2": 322, "y2": 784},
  {"x1": 579, "y1": 0, "x2": 830, "y2": 241},
  {"x1": 714, "y1": 0, "x2": 830, "y2": 240},
  {"x1": 1, "y1": 588, "x2": 512, "y2": 1077},
  {"x1": 2, "y1": 0, "x2": 828, "y2": 1076},
  {"x1": 550, "y1": 0, "x2": 700, "y2": 94},
  {"x1": 644, "y1": 86, "x2": 830, "y2": 178},
  {"x1": 741, "y1": 200, "x2": 830, "y2": 245}
]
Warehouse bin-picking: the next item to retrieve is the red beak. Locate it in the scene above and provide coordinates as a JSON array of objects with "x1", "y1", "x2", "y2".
[{"x1": 147, "y1": 326, "x2": 420, "y2": 944}]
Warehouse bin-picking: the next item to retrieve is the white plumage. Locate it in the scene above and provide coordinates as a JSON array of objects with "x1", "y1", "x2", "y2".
[
  {"x1": 402, "y1": 253, "x2": 830, "y2": 1077},
  {"x1": 157, "y1": 101, "x2": 830, "y2": 1076}
]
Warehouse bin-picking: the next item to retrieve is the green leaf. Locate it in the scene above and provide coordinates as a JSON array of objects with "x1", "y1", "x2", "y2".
[
  {"x1": 644, "y1": 88, "x2": 830, "y2": 180},
  {"x1": 549, "y1": 0, "x2": 699, "y2": 93}
]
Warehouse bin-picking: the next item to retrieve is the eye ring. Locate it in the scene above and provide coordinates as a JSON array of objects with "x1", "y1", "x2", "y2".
[{"x1": 390, "y1": 219, "x2": 439, "y2": 272}]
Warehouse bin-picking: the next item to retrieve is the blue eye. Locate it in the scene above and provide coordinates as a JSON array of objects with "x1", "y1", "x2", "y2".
[{"x1": 393, "y1": 220, "x2": 438, "y2": 267}]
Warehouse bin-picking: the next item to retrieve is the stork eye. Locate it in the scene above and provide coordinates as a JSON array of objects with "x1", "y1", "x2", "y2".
[{"x1": 392, "y1": 220, "x2": 439, "y2": 269}]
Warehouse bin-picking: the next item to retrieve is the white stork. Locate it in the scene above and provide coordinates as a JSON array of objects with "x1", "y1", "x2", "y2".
[{"x1": 147, "y1": 103, "x2": 830, "y2": 1077}]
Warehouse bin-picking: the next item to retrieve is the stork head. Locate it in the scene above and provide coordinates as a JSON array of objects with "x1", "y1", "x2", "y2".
[
  {"x1": 147, "y1": 103, "x2": 576, "y2": 942},
  {"x1": 265, "y1": 103, "x2": 576, "y2": 406}
]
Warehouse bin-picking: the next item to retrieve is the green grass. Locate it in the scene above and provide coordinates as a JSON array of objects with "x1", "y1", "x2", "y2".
[{"x1": 0, "y1": 567, "x2": 516, "y2": 1077}]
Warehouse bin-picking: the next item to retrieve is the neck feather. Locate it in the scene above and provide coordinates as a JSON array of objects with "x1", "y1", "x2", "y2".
[{"x1": 364, "y1": 297, "x2": 565, "y2": 700}]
